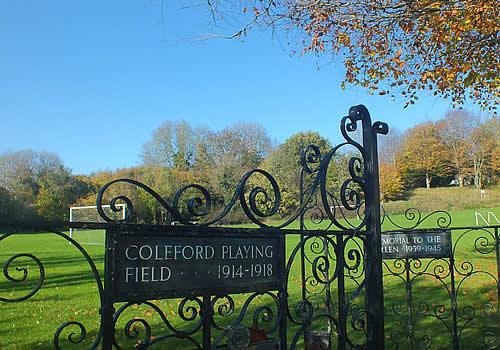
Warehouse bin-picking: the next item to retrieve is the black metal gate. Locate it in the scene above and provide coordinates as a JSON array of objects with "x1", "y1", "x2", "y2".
[
  {"x1": 90, "y1": 104, "x2": 388, "y2": 349},
  {"x1": 3, "y1": 105, "x2": 497, "y2": 349}
]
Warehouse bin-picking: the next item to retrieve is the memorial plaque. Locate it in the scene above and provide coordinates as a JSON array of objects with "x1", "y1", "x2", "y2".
[
  {"x1": 381, "y1": 229, "x2": 452, "y2": 259},
  {"x1": 106, "y1": 226, "x2": 285, "y2": 302}
]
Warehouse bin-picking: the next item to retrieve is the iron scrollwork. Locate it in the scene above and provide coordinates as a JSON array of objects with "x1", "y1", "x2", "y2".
[
  {"x1": 2, "y1": 105, "x2": 396, "y2": 349},
  {"x1": 1, "y1": 230, "x2": 105, "y2": 350}
]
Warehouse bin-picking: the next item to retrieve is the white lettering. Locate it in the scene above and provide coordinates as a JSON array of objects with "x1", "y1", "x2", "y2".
[
  {"x1": 139, "y1": 245, "x2": 153, "y2": 260},
  {"x1": 125, "y1": 267, "x2": 134, "y2": 282},
  {"x1": 125, "y1": 245, "x2": 138, "y2": 261},
  {"x1": 164, "y1": 245, "x2": 172, "y2": 259},
  {"x1": 196, "y1": 245, "x2": 203, "y2": 259},
  {"x1": 265, "y1": 246, "x2": 273, "y2": 258},
  {"x1": 255, "y1": 246, "x2": 264, "y2": 258},
  {"x1": 174, "y1": 245, "x2": 182, "y2": 260},
  {"x1": 141, "y1": 267, "x2": 150, "y2": 282},
  {"x1": 161, "y1": 266, "x2": 171, "y2": 281},
  {"x1": 222, "y1": 245, "x2": 229, "y2": 259},
  {"x1": 206, "y1": 246, "x2": 214, "y2": 259},
  {"x1": 182, "y1": 246, "x2": 194, "y2": 259}
]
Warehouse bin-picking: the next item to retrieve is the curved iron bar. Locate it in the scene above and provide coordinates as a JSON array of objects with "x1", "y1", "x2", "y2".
[
  {"x1": 210, "y1": 295, "x2": 235, "y2": 330},
  {"x1": 1, "y1": 253, "x2": 44, "y2": 303},
  {"x1": 284, "y1": 234, "x2": 340, "y2": 325},
  {"x1": 288, "y1": 314, "x2": 340, "y2": 350},
  {"x1": 211, "y1": 291, "x2": 281, "y2": 348},
  {"x1": 452, "y1": 228, "x2": 499, "y2": 346},
  {"x1": 344, "y1": 302, "x2": 368, "y2": 349},
  {"x1": 95, "y1": 140, "x2": 369, "y2": 231},
  {"x1": 300, "y1": 144, "x2": 323, "y2": 175},
  {"x1": 0, "y1": 230, "x2": 105, "y2": 350},
  {"x1": 380, "y1": 206, "x2": 452, "y2": 230},
  {"x1": 383, "y1": 260, "x2": 455, "y2": 349},
  {"x1": 342, "y1": 269, "x2": 368, "y2": 347},
  {"x1": 453, "y1": 229, "x2": 499, "y2": 301},
  {"x1": 481, "y1": 332, "x2": 499, "y2": 349},
  {"x1": 111, "y1": 298, "x2": 203, "y2": 349},
  {"x1": 301, "y1": 233, "x2": 331, "y2": 298},
  {"x1": 457, "y1": 304, "x2": 498, "y2": 349},
  {"x1": 343, "y1": 235, "x2": 365, "y2": 281},
  {"x1": 384, "y1": 225, "x2": 500, "y2": 349},
  {"x1": 96, "y1": 105, "x2": 387, "y2": 233},
  {"x1": 452, "y1": 228, "x2": 497, "y2": 259}
]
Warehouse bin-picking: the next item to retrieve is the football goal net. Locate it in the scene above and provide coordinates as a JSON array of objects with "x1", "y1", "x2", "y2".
[
  {"x1": 69, "y1": 204, "x2": 127, "y2": 245},
  {"x1": 474, "y1": 210, "x2": 500, "y2": 226}
]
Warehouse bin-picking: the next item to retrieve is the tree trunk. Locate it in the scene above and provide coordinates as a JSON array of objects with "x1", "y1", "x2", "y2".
[
  {"x1": 473, "y1": 159, "x2": 479, "y2": 188},
  {"x1": 458, "y1": 174, "x2": 464, "y2": 187},
  {"x1": 425, "y1": 172, "x2": 431, "y2": 189}
]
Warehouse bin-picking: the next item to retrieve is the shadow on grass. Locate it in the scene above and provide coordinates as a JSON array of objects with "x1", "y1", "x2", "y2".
[{"x1": 0, "y1": 254, "x2": 104, "y2": 292}]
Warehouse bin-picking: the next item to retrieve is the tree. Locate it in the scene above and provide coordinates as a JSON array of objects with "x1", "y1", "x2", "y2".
[
  {"x1": 471, "y1": 116, "x2": 499, "y2": 187},
  {"x1": 260, "y1": 131, "x2": 331, "y2": 215},
  {"x1": 139, "y1": 121, "x2": 273, "y2": 223},
  {"x1": 379, "y1": 127, "x2": 404, "y2": 169},
  {"x1": 202, "y1": 122, "x2": 273, "y2": 204},
  {"x1": 35, "y1": 165, "x2": 95, "y2": 221},
  {"x1": 192, "y1": 126, "x2": 214, "y2": 178},
  {"x1": 142, "y1": 120, "x2": 195, "y2": 170},
  {"x1": 210, "y1": 0, "x2": 499, "y2": 111},
  {"x1": 206, "y1": 122, "x2": 273, "y2": 167},
  {"x1": 379, "y1": 164, "x2": 405, "y2": 202},
  {"x1": 437, "y1": 110, "x2": 479, "y2": 186},
  {"x1": 0, "y1": 150, "x2": 65, "y2": 207},
  {"x1": 0, "y1": 186, "x2": 38, "y2": 224},
  {"x1": 0, "y1": 150, "x2": 95, "y2": 222},
  {"x1": 0, "y1": 150, "x2": 59, "y2": 203},
  {"x1": 399, "y1": 123, "x2": 452, "y2": 189}
]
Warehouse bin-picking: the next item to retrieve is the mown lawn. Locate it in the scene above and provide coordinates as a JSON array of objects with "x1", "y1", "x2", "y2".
[{"x1": 1, "y1": 207, "x2": 499, "y2": 349}]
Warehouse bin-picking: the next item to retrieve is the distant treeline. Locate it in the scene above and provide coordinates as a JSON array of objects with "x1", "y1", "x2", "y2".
[
  {"x1": 378, "y1": 110, "x2": 499, "y2": 202},
  {"x1": 1, "y1": 111, "x2": 498, "y2": 224}
]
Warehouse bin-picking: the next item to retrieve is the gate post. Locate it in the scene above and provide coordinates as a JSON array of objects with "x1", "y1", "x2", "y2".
[
  {"x1": 355, "y1": 105, "x2": 387, "y2": 349},
  {"x1": 102, "y1": 229, "x2": 116, "y2": 350}
]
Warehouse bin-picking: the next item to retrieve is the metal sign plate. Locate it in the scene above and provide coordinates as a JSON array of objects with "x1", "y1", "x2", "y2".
[
  {"x1": 106, "y1": 226, "x2": 285, "y2": 302},
  {"x1": 381, "y1": 229, "x2": 452, "y2": 259}
]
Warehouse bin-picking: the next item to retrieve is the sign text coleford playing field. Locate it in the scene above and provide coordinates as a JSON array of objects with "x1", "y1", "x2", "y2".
[
  {"x1": 381, "y1": 229, "x2": 452, "y2": 259},
  {"x1": 106, "y1": 226, "x2": 285, "y2": 302}
]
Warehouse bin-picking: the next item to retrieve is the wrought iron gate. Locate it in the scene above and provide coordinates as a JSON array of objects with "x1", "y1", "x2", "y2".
[
  {"x1": 87, "y1": 106, "x2": 388, "y2": 349},
  {"x1": 2, "y1": 105, "x2": 389, "y2": 349}
]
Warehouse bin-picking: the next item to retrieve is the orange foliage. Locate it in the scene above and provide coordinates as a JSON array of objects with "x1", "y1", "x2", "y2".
[
  {"x1": 379, "y1": 164, "x2": 405, "y2": 201},
  {"x1": 245, "y1": 0, "x2": 499, "y2": 111}
]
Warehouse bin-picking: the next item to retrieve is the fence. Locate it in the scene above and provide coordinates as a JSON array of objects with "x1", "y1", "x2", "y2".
[{"x1": 1, "y1": 105, "x2": 498, "y2": 349}]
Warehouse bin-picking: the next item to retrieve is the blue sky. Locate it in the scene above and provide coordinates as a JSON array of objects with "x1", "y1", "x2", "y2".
[{"x1": 0, "y1": 1, "x2": 483, "y2": 175}]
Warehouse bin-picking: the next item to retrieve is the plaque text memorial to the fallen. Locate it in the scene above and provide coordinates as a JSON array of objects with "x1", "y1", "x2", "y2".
[{"x1": 381, "y1": 229, "x2": 452, "y2": 259}]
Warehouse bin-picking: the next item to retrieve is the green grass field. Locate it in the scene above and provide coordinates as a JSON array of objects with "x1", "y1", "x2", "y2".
[{"x1": 1, "y1": 207, "x2": 499, "y2": 349}]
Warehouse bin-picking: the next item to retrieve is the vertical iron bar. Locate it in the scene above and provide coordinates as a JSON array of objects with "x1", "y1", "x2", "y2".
[
  {"x1": 299, "y1": 168, "x2": 307, "y2": 302},
  {"x1": 202, "y1": 295, "x2": 212, "y2": 349},
  {"x1": 279, "y1": 289, "x2": 288, "y2": 350},
  {"x1": 405, "y1": 259, "x2": 415, "y2": 350},
  {"x1": 299, "y1": 168, "x2": 307, "y2": 349},
  {"x1": 337, "y1": 234, "x2": 346, "y2": 350},
  {"x1": 323, "y1": 234, "x2": 334, "y2": 347},
  {"x1": 102, "y1": 230, "x2": 116, "y2": 350},
  {"x1": 360, "y1": 106, "x2": 385, "y2": 350},
  {"x1": 495, "y1": 227, "x2": 500, "y2": 315},
  {"x1": 449, "y1": 253, "x2": 459, "y2": 350}
]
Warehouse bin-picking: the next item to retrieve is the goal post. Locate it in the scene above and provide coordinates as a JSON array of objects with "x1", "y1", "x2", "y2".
[
  {"x1": 474, "y1": 210, "x2": 500, "y2": 226},
  {"x1": 69, "y1": 204, "x2": 127, "y2": 243}
]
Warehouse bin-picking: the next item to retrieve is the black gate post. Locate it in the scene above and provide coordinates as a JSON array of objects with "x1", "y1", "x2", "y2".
[
  {"x1": 102, "y1": 230, "x2": 116, "y2": 350},
  {"x1": 201, "y1": 295, "x2": 212, "y2": 349},
  {"x1": 356, "y1": 105, "x2": 388, "y2": 349}
]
